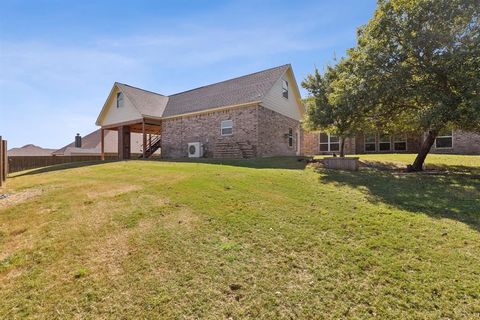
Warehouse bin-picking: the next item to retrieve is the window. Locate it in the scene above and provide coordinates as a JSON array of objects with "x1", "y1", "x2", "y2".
[
  {"x1": 379, "y1": 134, "x2": 391, "y2": 151},
  {"x1": 221, "y1": 120, "x2": 233, "y2": 136},
  {"x1": 435, "y1": 130, "x2": 453, "y2": 149},
  {"x1": 393, "y1": 136, "x2": 407, "y2": 151},
  {"x1": 319, "y1": 132, "x2": 339, "y2": 152},
  {"x1": 282, "y1": 79, "x2": 289, "y2": 99},
  {"x1": 116, "y1": 92, "x2": 124, "y2": 108},
  {"x1": 365, "y1": 134, "x2": 376, "y2": 152},
  {"x1": 288, "y1": 128, "x2": 293, "y2": 147}
]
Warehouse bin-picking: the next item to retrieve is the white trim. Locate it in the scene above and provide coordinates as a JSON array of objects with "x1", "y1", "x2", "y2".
[
  {"x1": 393, "y1": 135, "x2": 407, "y2": 151},
  {"x1": 296, "y1": 129, "x2": 301, "y2": 156},
  {"x1": 319, "y1": 132, "x2": 340, "y2": 152},
  {"x1": 364, "y1": 134, "x2": 377, "y2": 153},
  {"x1": 378, "y1": 134, "x2": 391, "y2": 152},
  {"x1": 221, "y1": 120, "x2": 233, "y2": 136},
  {"x1": 159, "y1": 101, "x2": 261, "y2": 120},
  {"x1": 288, "y1": 128, "x2": 293, "y2": 148},
  {"x1": 434, "y1": 130, "x2": 453, "y2": 149}
]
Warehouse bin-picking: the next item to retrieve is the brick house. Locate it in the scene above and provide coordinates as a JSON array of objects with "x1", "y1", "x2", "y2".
[
  {"x1": 96, "y1": 64, "x2": 305, "y2": 159},
  {"x1": 303, "y1": 129, "x2": 480, "y2": 156}
]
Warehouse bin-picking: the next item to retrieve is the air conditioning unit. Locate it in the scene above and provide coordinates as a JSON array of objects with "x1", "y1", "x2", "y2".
[{"x1": 188, "y1": 142, "x2": 203, "y2": 158}]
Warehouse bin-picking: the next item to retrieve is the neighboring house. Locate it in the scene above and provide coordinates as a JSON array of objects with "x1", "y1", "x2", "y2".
[
  {"x1": 303, "y1": 129, "x2": 480, "y2": 155},
  {"x1": 52, "y1": 130, "x2": 148, "y2": 156},
  {"x1": 95, "y1": 64, "x2": 305, "y2": 159},
  {"x1": 8, "y1": 144, "x2": 56, "y2": 156}
]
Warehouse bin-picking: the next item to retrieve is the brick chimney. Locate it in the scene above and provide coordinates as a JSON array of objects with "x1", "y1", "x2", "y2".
[{"x1": 75, "y1": 133, "x2": 82, "y2": 148}]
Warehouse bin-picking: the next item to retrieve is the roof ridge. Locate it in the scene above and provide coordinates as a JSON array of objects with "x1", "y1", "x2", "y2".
[
  {"x1": 116, "y1": 82, "x2": 166, "y2": 97},
  {"x1": 168, "y1": 64, "x2": 291, "y2": 97}
]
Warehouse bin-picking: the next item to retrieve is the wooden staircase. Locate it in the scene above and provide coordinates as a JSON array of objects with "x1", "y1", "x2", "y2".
[
  {"x1": 213, "y1": 141, "x2": 256, "y2": 159},
  {"x1": 140, "y1": 135, "x2": 161, "y2": 159}
]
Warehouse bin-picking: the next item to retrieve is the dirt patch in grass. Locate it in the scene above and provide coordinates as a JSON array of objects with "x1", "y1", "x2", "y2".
[
  {"x1": 0, "y1": 188, "x2": 44, "y2": 209},
  {"x1": 162, "y1": 207, "x2": 200, "y2": 232},
  {"x1": 86, "y1": 184, "x2": 141, "y2": 199}
]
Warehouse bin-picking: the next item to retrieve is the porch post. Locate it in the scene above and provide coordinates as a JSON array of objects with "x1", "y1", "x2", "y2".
[
  {"x1": 142, "y1": 119, "x2": 146, "y2": 159},
  {"x1": 100, "y1": 128, "x2": 105, "y2": 161},
  {"x1": 0, "y1": 136, "x2": 3, "y2": 187}
]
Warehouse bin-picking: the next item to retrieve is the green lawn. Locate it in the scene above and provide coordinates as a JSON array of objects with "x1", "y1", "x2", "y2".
[{"x1": 1, "y1": 156, "x2": 479, "y2": 319}]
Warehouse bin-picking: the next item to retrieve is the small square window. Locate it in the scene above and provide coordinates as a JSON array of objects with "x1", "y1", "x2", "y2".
[
  {"x1": 435, "y1": 136, "x2": 452, "y2": 148},
  {"x1": 221, "y1": 120, "x2": 233, "y2": 136},
  {"x1": 435, "y1": 130, "x2": 453, "y2": 149},
  {"x1": 282, "y1": 79, "x2": 289, "y2": 99}
]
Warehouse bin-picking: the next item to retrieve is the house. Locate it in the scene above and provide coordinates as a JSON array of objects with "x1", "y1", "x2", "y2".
[
  {"x1": 95, "y1": 64, "x2": 305, "y2": 159},
  {"x1": 8, "y1": 144, "x2": 56, "y2": 156},
  {"x1": 303, "y1": 129, "x2": 480, "y2": 155},
  {"x1": 52, "y1": 130, "x2": 149, "y2": 156}
]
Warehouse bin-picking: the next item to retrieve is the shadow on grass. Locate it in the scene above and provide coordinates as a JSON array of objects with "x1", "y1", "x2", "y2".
[
  {"x1": 10, "y1": 160, "x2": 118, "y2": 178},
  {"x1": 319, "y1": 167, "x2": 480, "y2": 232},
  {"x1": 158, "y1": 156, "x2": 310, "y2": 170},
  {"x1": 361, "y1": 159, "x2": 480, "y2": 175}
]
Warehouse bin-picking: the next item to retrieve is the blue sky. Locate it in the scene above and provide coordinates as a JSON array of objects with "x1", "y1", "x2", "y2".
[{"x1": 0, "y1": 0, "x2": 376, "y2": 149}]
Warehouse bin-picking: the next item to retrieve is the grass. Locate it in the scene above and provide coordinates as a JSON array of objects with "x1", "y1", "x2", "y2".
[{"x1": 0, "y1": 155, "x2": 479, "y2": 319}]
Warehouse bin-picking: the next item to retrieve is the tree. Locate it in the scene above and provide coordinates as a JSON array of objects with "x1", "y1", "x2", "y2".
[
  {"x1": 302, "y1": 59, "x2": 366, "y2": 157},
  {"x1": 350, "y1": 0, "x2": 480, "y2": 171}
]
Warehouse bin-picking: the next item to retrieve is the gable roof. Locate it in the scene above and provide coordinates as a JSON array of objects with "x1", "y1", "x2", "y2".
[
  {"x1": 162, "y1": 64, "x2": 290, "y2": 117},
  {"x1": 97, "y1": 64, "x2": 293, "y2": 124},
  {"x1": 116, "y1": 83, "x2": 169, "y2": 118}
]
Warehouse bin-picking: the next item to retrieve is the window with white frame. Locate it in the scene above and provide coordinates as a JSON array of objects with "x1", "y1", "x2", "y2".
[
  {"x1": 365, "y1": 134, "x2": 376, "y2": 152},
  {"x1": 288, "y1": 128, "x2": 293, "y2": 147},
  {"x1": 116, "y1": 92, "x2": 124, "y2": 108},
  {"x1": 282, "y1": 79, "x2": 289, "y2": 99},
  {"x1": 435, "y1": 129, "x2": 453, "y2": 148},
  {"x1": 393, "y1": 136, "x2": 407, "y2": 151},
  {"x1": 319, "y1": 133, "x2": 339, "y2": 152},
  {"x1": 379, "y1": 134, "x2": 391, "y2": 151},
  {"x1": 221, "y1": 120, "x2": 233, "y2": 136}
]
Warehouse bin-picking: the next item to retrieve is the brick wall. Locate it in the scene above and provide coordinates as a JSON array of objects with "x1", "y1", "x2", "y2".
[
  {"x1": 301, "y1": 132, "x2": 356, "y2": 156},
  {"x1": 431, "y1": 130, "x2": 480, "y2": 155},
  {"x1": 160, "y1": 105, "x2": 304, "y2": 159},
  {"x1": 302, "y1": 131, "x2": 319, "y2": 155},
  {"x1": 257, "y1": 106, "x2": 300, "y2": 157},
  {"x1": 160, "y1": 105, "x2": 259, "y2": 158}
]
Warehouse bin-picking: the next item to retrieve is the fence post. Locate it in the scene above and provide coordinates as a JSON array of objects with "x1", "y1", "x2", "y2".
[
  {"x1": 0, "y1": 136, "x2": 4, "y2": 187},
  {"x1": 2, "y1": 139, "x2": 7, "y2": 181}
]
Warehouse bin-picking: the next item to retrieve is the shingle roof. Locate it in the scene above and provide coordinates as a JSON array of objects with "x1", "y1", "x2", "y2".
[
  {"x1": 162, "y1": 64, "x2": 290, "y2": 117},
  {"x1": 52, "y1": 129, "x2": 144, "y2": 155},
  {"x1": 8, "y1": 144, "x2": 56, "y2": 156},
  {"x1": 115, "y1": 83, "x2": 169, "y2": 118}
]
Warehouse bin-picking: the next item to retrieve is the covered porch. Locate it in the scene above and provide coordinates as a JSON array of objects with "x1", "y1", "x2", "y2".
[{"x1": 100, "y1": 117, "x2": 162, "y2": 160}]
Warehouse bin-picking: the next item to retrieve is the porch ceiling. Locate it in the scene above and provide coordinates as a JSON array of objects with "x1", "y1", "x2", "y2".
[{"x1": 101, "y1": 118, "x2": 162, "y2": 134}]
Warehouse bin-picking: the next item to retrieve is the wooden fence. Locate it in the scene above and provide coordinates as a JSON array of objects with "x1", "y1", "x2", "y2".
[
  {"x1": 7, "y1": 155, "x2": 118, "y2": 174},
  {"x1": 0, "y1": 137, "x2": 7, "y2": 187}
]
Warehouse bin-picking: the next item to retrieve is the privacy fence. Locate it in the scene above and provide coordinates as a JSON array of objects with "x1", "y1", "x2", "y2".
[
  {"x1": 0, "y1": 137, "x2": 7, "y2": 187},
  {"x1": 7, "y1": 155, "x2": 118, "y2": 174}
]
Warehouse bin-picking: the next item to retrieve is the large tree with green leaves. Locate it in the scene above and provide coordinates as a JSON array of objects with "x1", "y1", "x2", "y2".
[
  {"x1": 351, "y1": 0, "x2": 480, "y2": 170},
  {"x1": 302, "y1": 59, "x2": 366, "y2": 157}
]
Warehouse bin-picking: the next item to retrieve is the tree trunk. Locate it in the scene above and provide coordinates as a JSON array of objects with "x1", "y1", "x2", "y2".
[
  {"x1": 407, "y1": 130, "x2": 437, "y2": 172},
  {"x1": 340, "y1": 137, "x2": 346, "y2": 157}
]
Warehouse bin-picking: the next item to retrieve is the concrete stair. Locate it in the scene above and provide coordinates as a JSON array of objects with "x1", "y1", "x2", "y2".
[{"x1": 213, "y1": 141, "x2": 256, "y2": 159}]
